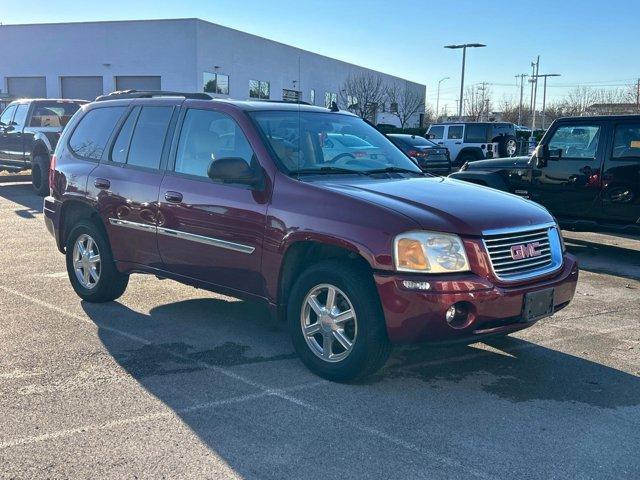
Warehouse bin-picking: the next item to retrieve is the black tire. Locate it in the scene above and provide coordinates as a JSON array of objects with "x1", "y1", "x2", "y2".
[
  {"x1": 31, "y1": 154, "x2": 49, "y2": 196},
  {"x1": 65, "y1": 220, "x2": 129, "y2": 303},
  {"x1": 287, "y1": 260, "x2": 391, "y2": 382},
  {"x1": 497, "y1": 135, "x2": 518, "y2": 157}
]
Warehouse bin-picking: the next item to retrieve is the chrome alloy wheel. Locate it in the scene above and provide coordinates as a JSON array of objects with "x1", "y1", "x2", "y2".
[
  {"x1": 301, "y1": 284, "x2": 358, "y2": 362},
  {"x1": 506, "y1": 139, "x2": 518, "y2": 156},
  {"x1": 72, "y1": 234, "x2": 101, "y2": 289}
]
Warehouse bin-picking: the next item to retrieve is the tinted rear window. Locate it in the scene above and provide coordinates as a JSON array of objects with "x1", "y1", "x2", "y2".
[
  {"x1": 30, "y1": 101, "x2": 83, "y2": 127},
  {"x1": 126, "y1": 106, "x2": 173, "y2": 169},
  {"x1": 464, "y1": 124, "x2": 488, "y2": 143},
  {"x1": 399, "y1": 136, "x2": 437, "y2": 147},
  {"x1": 69, "y1": 107, "x2": 126, "y2": 160}
]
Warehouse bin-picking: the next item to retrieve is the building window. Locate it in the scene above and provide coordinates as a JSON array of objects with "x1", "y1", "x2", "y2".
[
  {"x1": 309, "y1": 89, "x2": 315, "y2": 105},
  {"x1": 324, "y1": 92, "x2": 338, "y2": 108},
  {"x1": 389, "y1": 102, "x2": 398, "y2": 114},
  {"x1": 249, "y1": 80, "x2": 270, "y2": 99},
  {"x1": 282, "y1": 89, "x2": 302, "y2": 102},
  {"x1": 346, "y1": 94, "x2": 358, "y2": 109},
  {"x1": 203, "y1": 72, "x2": 230, "y2": 95}
]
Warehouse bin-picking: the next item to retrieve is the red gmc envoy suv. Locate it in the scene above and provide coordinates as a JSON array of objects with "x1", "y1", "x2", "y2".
[{"x1": 44, "y1": 91, "x2": 579, "y2": 382}]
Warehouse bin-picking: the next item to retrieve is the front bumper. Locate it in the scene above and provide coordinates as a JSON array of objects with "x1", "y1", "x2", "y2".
[{"x1": 374, "y1": 254, "x2": 578, "y2": 344}]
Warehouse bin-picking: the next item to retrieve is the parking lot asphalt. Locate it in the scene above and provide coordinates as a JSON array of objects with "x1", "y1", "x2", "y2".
[{"x1": 1, "y1": 179, "x2": 639, "y2": 479}]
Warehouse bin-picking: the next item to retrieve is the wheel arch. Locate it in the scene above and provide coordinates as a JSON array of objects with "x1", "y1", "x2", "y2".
[{"x1": 59, "y1": 199, "x2": 106, "y2": 253}]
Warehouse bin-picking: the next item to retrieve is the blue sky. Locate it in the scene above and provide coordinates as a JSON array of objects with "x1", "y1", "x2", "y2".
[{"x1": 1, "y1": 0, "x2": 638, "y2": 109}]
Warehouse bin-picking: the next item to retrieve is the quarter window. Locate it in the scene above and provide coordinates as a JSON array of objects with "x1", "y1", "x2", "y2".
[
  {"x1": 447, "y1": 126, "x2": 463, "y2": 140},
  {"x1": 111, "y1": 107, "x2": 139, "y2": 164},
  {"x1": 174, "y1": 109, "x2": 255, "y2": 179},
  {"x1": 203, "y1": 72, "x2": 230, "y2": 95},
  {"x1": 612, "y1": 124, "x2": 640, "y2": 160},
  {"x1": 249, "y1": 80, "x2": 270, "y2": 99},
  {"x1": 548, "y1": 125, "x2": 601, "y2": 160},
  {"x1": 69, "y1": 106, "x2": 126, "y2": 160},
  {"x1": 126, "y1": 106, "x2": 173, "y2": 169}
]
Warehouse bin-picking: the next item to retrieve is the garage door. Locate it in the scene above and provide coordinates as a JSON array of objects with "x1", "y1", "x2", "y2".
[
  {"x1": 61, "y1": 76, "x2": 103, "y2": 100},
  {"x1": 115, "y1": 76, "x2": 161, "y2": 91},
  {"x1": 7, "y1": 77, "x2": 47, "y2": 98}
]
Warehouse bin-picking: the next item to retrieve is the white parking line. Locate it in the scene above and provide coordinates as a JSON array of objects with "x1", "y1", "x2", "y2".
[{"x1": 0, "y1": 285, "x2": 510, "y2": 478}]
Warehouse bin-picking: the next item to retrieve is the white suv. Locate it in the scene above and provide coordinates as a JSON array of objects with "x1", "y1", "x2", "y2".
[{"x1": 427, "y1": 122, "x2": 518, "y2": 168}]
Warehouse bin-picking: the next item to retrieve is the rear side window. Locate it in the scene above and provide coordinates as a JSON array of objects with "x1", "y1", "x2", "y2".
[
  {"x1": 428, "y1": 126, "x2": 444, "y2": 140},
  {"x1": 447, "y1": 126, "x2": 463, "y2": 139},
  {"x1": 126, "y1": 106, "x2": 174, "y2": 169},
  {"x1": 69, "y1": 107, "x2": 126, "y2": 160},
  {"x1": 464, "y1": 124, "x2": 488, "y2": 143},
  {"x1": 612, "y1": 124, "x2": 640, "y2": 160}
]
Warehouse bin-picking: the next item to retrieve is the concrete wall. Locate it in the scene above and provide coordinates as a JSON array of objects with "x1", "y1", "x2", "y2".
[{"x1": 0, "y1": 18, "x2": 426, "y2": 125}]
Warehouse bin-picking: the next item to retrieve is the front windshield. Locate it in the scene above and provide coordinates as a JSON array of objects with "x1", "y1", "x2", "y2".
[{"x1": 250, "y1": 110, "x2": 421, "y2": 174}]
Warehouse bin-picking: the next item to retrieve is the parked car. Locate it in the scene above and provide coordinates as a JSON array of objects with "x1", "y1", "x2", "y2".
[
  {"x1": 426, "y1": 122, "x2": 518, "y2": 167},
  {"x1": 386, "y1": 133, "x2": 451, "y2": 175},
  {"x1": 44, "y1": 91, "x2": 578, "y2": 382},
  {"x1": 322, "y1": 133, "x2": 381, "y2": 162},
  {"x1": 0, "y1": 98, "x2": 87, "y2": 194},
  {"x1": 450, "y1": 115, "x2": 640, "y2": 235}
]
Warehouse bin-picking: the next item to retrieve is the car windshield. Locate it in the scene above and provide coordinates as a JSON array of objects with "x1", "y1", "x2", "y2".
[
  {"x1": 250, "y1": 110, "x2": 421, "y2": 174},
  {"x1": 30, "y1": 101, "x2": 83, "y2": 127}
]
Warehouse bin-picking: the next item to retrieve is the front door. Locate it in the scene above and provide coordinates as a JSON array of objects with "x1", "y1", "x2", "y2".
[
  {"x1": 529, "y1": 122, "x2": 605, "y2": 219},
  {"x1": 0, "y1": 105, "x2": 17, "y2": 163},
  {"x1": 6, "y1": 103, "x2": 29, "y2": 164},
  {"x1": 87, "y1": 102, "x2": 177, "y2": 270},
  {"x1": 601, "y1": 120, "x2": 640, "y2": 224},
  {"x1": 442, "y1": 125, "x2": 464, "y2": 165},
  {"x1": 157, "y1": 106, "x2": 269, "y2": 297}
]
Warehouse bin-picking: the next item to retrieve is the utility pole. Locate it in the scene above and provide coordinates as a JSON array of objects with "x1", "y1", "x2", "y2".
[
  {"x1": 532, "y1": 73, "x2": 561, "y2": 130},
  {"x1": 531, "y1": 56, "x2": 540, "y2": 130},
  {"x1": 476, "y1": 82, "x2": 489, "y2": 120},
  {"x1": 515, "y1": 74, "x2": 528, "y2": 126},
  {"x1": 636, "y1": 78, "x2": 640, "y2": 112}
]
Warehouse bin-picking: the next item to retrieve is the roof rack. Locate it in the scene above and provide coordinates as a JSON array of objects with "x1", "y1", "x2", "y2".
[
  {"x1": 94, "y1": 90, "x2": 212, "y2": 102},
  {"x1": 252, "y1": 99, "x2": 312, "y2": 106}
]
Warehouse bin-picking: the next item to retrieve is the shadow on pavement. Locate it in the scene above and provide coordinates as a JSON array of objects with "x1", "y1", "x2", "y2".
[
  {"x1": 565, "y1": 237, "x2": 640, "y2": 281},
  {"x1": 80, "y1": 294, "x2": 640, "y2": 477},
  {"x1": 0, "y1": 182, "x2": 43, "y2": 219}
]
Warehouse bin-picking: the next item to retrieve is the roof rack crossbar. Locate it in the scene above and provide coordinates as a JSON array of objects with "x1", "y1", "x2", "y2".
[
  {"x1": 95, "y1": 90, "x2": 212, "y2": 102},
  {"x1": 251, "y1": 99, "x2": 311, "y2": 106}
]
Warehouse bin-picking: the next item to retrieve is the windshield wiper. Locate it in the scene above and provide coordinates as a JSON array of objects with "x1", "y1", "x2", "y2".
[
  {"x1": 293, "y1": 167, "x2": 367, "y2": 176},
  {"x1": 363, "y1": 167, "x2": 425, "y2": 176}
]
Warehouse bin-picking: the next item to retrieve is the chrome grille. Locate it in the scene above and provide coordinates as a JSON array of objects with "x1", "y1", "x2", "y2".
[{"x1": 483, "y1": 223, "x2": 563, "y2": 282}]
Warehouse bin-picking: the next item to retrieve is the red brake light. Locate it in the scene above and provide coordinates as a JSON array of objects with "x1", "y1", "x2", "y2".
[
  {"x1": 408, "y1": 150, "x2": 427, "y2": 157},
  {"x1": 353, "y1": 151, "x2": 368, "y2": 158},
  {"x1": 49, "y1": 154, "x2": 57, "y2": 189}
]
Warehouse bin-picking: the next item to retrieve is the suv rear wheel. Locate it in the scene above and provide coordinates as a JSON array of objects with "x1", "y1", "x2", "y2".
[
  {"x1": 287, "y1": 260, "x2": 391, "y2": 382},
  {"x1": 498, "y1": 135, "x2": 518, "y2": 157},
  {"x1": 65, "y1": 221, "x2": 129, "y2": 302}
]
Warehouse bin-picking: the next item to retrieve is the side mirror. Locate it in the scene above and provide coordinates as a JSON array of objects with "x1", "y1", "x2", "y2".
[
  {"x1": 535, "y1": 144, "x2": 549, "y2": 168},
  {"x1": 207, "y1": 157, "x2": 263, "y2": 189}
]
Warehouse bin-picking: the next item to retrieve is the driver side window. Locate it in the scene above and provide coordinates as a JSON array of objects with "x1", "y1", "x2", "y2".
[
  {"x1": 548, "y1": 125, "x2": 601, "y2": 160},
  {"x1": 174, "y1": 109, "x2": 255, "y2": 178}
]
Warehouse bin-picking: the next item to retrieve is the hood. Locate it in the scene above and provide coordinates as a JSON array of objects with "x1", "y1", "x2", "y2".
[
  {"x1": 314, "y1": 175, "x2": 552, "y2": 236},
  {"x1": 465, "y1": 156, "x2": 531, "y2": 170}
]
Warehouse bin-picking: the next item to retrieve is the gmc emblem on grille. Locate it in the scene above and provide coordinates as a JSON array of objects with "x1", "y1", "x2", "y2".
[{"x1": 510, "y1": 242, "x2": 542, "y2": 260}]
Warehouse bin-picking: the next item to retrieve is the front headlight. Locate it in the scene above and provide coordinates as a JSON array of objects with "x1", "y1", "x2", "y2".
[{"x1": 394, "y1": 231, "x2": 470, "y2": 273}]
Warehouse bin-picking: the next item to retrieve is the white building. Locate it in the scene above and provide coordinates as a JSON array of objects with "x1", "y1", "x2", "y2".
[{"x1": 0, "y1": 18, "x2": 426, "y2": 126}]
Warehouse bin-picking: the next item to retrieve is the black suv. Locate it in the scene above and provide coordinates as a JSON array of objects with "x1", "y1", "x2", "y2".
[
  {"x1": 450, "y1": 115, "x2": 640, "y2": 235},
  {"x1": 0, "y1": 99, "x2": 86, "y2": 194}
]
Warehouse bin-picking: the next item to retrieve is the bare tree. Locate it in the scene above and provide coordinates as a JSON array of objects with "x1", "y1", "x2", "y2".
[
  {"x1": 463, "y1": 85, "x2": 493, "y2": 121},
  {"x1": 339, "y1": 73, "x2": 386, "y2": 122},
  {"x1": 385, "y1": 82, "x2": 425, "y2": 128},
  {"x1": 558, "y1": 86, "x2": 598, "y2": 116}
]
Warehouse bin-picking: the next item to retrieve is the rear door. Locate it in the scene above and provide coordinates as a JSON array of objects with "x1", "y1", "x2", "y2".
[
  {"x1": 0, "y1": 105, "x2": 17, "y2": 162},
  {"x1": 529, "y1": 121, "x2": 606, "y2": 219},
  {"x1": 87, "y1": 100, "x2": 178, "y2": 269},
  {"x1": 157, "y1": 105, "x2": 268, "y2": 297},
  {"x1": 601, "y1": 120, "x2": 640, "y2": 224}
]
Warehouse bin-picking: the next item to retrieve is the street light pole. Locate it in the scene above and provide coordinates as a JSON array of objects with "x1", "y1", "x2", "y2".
[
  {"x1": 444, "y1": 43, "x2": 486, "y2": 119},
  {"x1": 435, "y1": 77, "x2": 449, "y2": 121},
  {"x1": 532, "y1": 73, "x2": 560, "y2": 130}
]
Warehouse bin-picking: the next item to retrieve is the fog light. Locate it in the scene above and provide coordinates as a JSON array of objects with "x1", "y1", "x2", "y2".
[
  {"x1": 402, "y1": 280, "x2": 431, "y2": 290},
  {"x1": 445, "y1": 302, "x2": 473, "y2": 329}
]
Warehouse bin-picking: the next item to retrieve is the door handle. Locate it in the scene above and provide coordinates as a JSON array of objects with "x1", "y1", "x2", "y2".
[
  {"x1": 455, "y1": 142, "x2": 462, "y2": 145},
  {"x1": 94, "y1": 178, "x2": 110, "y2": 190},
  {"x1": 164, "y1": 191, "x2": 183, "y2": 203}
]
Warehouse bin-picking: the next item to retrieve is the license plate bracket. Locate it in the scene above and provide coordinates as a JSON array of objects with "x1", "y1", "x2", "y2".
[{"x1": 522, "y1": 288, "x2": 555, "y2": 322}]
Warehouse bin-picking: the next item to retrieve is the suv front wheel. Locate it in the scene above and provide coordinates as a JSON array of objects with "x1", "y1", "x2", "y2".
[
  {"x1": 287, "y1": 260, "x2": 391, "y2": 382},
  {"x1": 65, "y1": 221, "x2": 129, "y2": 303}
]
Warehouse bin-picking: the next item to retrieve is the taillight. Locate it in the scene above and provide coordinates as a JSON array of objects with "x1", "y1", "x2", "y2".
[
  {"x1": 408, "y1": 150, "x2": 427, "y2": 158},
  {"x1": 49, "y1": 154, "x2": 57, "y2": 189},
  {"x1": 353, "y1": 151, "x2": 368, "y2": 158}
]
